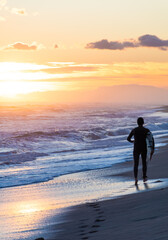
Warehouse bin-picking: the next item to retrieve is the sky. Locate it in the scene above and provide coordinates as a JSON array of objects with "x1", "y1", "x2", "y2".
[{"x1": 0, "y1": 0, "x2": 168, "y2": 102}]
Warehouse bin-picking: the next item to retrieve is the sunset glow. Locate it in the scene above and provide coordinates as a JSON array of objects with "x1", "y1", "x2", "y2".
[
  {"x1": 0, "y1": 0, "x2": 168, "y2": 102},
  {"x1": 1, "y1": 61, "x2": 168, "y2": 98},
  {"x1": 0, "y1": 81, "x2": 55, "y2": 97}
]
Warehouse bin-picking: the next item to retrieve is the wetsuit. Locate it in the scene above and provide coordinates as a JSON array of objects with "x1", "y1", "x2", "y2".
[{"x1": 127, "y1": 126, "x2": 149, "y2": 179}]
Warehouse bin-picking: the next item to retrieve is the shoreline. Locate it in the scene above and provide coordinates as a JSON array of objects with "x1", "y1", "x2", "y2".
[
  {"x1": 1, "y1": 141, "x2": 168, "y2": 240},
  {"x1": 0, "y1": 150, "x2": 135, "y2": 240},
  {"x1": 54, "y1": 143, "x2": 168, "y2": 240}
]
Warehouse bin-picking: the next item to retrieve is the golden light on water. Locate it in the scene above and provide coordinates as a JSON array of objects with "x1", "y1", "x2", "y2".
[{"x1": 18, "y1": 203, "x2": 40, "y2": 214}]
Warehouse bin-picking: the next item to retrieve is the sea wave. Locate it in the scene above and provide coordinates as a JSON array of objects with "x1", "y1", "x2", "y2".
[
  {"x1": 0, "y1": 104, "x2": 168, "y2": 189},
  {"x1": 11, "y1": 130, "x2": 83, "y2": 142},
  {"x1": 0, "y1": 152, "x2": 48, "y2": 166}
]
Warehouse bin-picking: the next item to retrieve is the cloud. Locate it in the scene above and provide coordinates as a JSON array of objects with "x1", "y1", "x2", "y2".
[
  {"x1": 0, "y1": 1, "x2": 38, "y2": 17},
  {"x1": 4, "y1": 42, "x2": 38, "y2": 50},
  {"x1": 39, "y1": 66, "x2": 98, "y2": 74},
  {"x1": 22, "y1": 64, "x2": 100, "y2": 74},
  {"x1": 86, "y1": 34, "x2": 168, "y2": 51},
  {"x1": 138, "y1": 34, "x2": 168, "y2": 50},
  {"x1": 86, "y1": 39, "x2": 137, "y2": 50},
  {"x1": 54, "y1": 44, "x2": 58, "y2": 49},
  {"x1": 11, "y1": 8, "x2": 27, "y2": 15}
]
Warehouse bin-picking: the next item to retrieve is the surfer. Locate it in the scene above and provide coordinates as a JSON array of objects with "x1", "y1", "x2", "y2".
[{"x1": 127, "y1": 117, "x2": 154, "y2": 185}]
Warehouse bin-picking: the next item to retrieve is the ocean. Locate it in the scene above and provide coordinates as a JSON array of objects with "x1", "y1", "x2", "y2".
[{"x1": 0, "y1": 103, "x2": 168, "y2": 189}]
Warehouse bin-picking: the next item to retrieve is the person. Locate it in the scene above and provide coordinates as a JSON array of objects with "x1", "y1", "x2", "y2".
[{"x1": 127, "y1": 117, "x2": 154, "y2": 185}]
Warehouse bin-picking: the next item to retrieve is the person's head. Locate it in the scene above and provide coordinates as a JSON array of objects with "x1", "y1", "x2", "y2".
[{"x1": 137, "y1": 117, "x2": 144, "y2": 126}]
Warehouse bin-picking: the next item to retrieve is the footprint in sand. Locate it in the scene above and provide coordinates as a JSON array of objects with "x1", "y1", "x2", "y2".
[
  {"x1": 93, "y1": 206, "x2": 100, "y2": 210},
  {"x1": 89, "y1": 230, "x2": 98, "y2": 234},
  {"x1": 78, "y1": 202, "x2": 105, "y2": 239},
  {"x1": 95, "y1": 218, "x2": 105, "y2": 222},
  {"x1": 89, "y1": 203, "x2": 105, "y2": 221},
  {"x1": 88, "y1": 202, "x2": 99, "y2": 206},
  {"x1": 87, "y1": 203, "x2": 100, "y2": 209},
  {"x1": 80, "y1": 232, "x2": 87, "y2": 236},
  {"x1": 91, "y1": 224, "x2": 100, "y2": 228}
]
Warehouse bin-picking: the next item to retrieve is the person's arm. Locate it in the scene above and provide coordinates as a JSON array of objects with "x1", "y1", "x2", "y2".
[{"x1": 127, "y1": 130, "x2": 134, "y2": 143}]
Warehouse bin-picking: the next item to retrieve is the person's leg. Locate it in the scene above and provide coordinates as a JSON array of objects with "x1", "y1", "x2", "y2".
[
  {"x1": 141, "y1": 150, "x2": 147, "y2": 181},
  {"x1": 133, "y1": 151, "x2": 140, "y2": 184}
]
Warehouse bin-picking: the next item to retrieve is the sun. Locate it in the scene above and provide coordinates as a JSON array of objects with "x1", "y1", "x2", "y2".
[
  {"x1": 0, "y1": 81, "x2": 52, "y2": 97},
  {"x1": 0, "y1": 62, "x2": 69, "y2": 98}
]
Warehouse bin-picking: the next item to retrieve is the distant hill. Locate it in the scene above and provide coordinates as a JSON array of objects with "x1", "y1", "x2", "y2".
[
  {"x1": 8, "y1": 84, "x2": 168, "y2": 105},
  {"x1": 95, "y1": 85, "x2": 168, "y2": 104}
]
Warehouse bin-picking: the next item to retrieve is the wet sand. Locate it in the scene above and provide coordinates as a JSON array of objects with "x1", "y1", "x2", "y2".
[
  {"x1": 1, "y1": 144, "x2": 168, "y2": 240},
  {"x1": 56, "y1": 145, "x2": 168, "y2": 240}
]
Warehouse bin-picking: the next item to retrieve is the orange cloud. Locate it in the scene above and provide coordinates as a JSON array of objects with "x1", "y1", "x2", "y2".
[
  {"x1": 11, "y1": 8, "x2": 27, "y2": 15},
  {"x1": 4, "y1": 42, "x2": 38, "y2": 50},
  {"x1": 18, "y1": 63, "x2": 103, "y2": 76},
  {"x1": 0, "y1": 1, "x2": 38, "y2": 17},
  {"x1": 38, "y1": 66, "x2": 98, "y2": 74}
]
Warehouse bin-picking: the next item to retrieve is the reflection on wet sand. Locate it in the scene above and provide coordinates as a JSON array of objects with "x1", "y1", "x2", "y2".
[
  {"x1": 0, "y1": 171, "x2": 167, "y2": 240},
  {"x1": 144, "y1": 182, "x2": 149, "y2": 189}
]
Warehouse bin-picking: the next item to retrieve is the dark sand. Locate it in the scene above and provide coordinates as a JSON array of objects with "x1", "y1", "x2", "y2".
[{"x1": 55, "y1": 145, "x2": 168, "y2": 240}]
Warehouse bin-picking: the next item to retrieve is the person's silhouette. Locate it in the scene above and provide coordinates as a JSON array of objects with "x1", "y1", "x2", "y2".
[{"x1": 127, "y1": 117, "x2": 154, "y2": 185}]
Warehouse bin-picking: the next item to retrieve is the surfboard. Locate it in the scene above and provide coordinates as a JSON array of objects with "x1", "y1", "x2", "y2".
[{"x1": 146, "y1": 131, "x2": 154, "y2": 160}]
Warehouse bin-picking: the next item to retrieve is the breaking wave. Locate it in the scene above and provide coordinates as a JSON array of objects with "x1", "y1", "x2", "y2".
[{"x1": 0, "y1": 104, "x2": 168, "y2": 188}]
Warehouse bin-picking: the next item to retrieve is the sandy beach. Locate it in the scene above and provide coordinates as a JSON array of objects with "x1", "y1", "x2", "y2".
[
  {"x1": 55, "y1": 144, "x2": 168, "y2": 240},
  {"x1": 1, "y1": 131, "x2": 168, "y2": 240}
]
